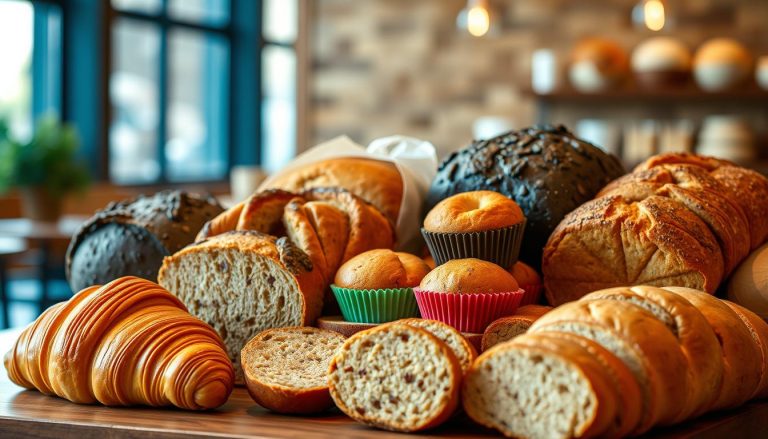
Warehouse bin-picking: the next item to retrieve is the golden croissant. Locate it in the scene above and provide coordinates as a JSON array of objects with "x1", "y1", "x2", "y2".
[{"x1": 3, "y1": 276, "x2": 234, "y2": 410}]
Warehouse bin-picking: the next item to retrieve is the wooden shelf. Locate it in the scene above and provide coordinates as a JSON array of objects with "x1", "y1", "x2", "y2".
[{"x1": 526, "y1": 86, "x2": 768, "y2": 105}]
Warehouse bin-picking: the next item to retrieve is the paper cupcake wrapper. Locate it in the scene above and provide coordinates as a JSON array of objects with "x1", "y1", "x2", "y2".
[
  {"x1": 519, "y1": 284, "x2": 543, "y2": 306},
  {"x1": 421, "y1": 219, "x2": 526, "y2": 268},
  {"x1": 331, "y1": 285, "x2": 420, "y2": 324},
  {"x1": 413, "y1": 288, "x2": 524, "y2": 333}
]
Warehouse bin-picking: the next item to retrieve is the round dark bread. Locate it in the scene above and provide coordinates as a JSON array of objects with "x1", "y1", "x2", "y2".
[
  {"x1": 66, "y1": 190, "x2": 223, "y2": 291},
  {"x1": 426, "y1": 125, "x2": 625, "y2": 268}
]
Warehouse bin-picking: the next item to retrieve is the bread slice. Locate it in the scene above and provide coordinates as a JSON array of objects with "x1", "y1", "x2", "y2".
[
  {"x1": 241, "y1": 327, "x2": 346, "y2": 413},
  {"x1": 481, "y1": 305, "x2": 552, "y2": 351},
  {"x1": 662, "y1": 287, "x2": 763, "y2": 411},
  {"x1": 529, "y1": 299, "x2": 690, "y2": 432},
  {"x1": 462, "y1": 334, "x2": 619, "y2": 439},
  {"x1": 397, "y1": 318, "x2": 477, "y2": 373},
  {"x1": 327, "y1": 323, "x2": 461, "y2": 432},
  {"x1": 158, "y1": 231, "x2": 325, "y2": 383},
  {"x1": 543, "y1": 195, "x2": 724, "y2": 305},
  {"x1": 236, "y1": 189, "x2": 296, "y2": 234},
  {"x1": 582, "y1": 286, "x2": 724, "y2": 420},
  {"x1": 723, "y1": 300, "x2": 768, "y2": 400}
]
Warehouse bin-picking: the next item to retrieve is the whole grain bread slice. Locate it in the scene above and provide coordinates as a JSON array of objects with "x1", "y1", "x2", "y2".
[
  {"x1": 397, "y1": 318, "x2": 477, "y2": 374},
  {"x1": 241, "y1": 327, "x2": 346, "y2": 413}
]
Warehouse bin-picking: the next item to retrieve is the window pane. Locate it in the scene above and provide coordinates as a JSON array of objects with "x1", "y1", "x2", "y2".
[
  {"x1": 33, "y1": 3, "x2": 62, "y2": 121},
  {"x1": 168, "y1": 0, "x2": 229, "y2": 27},
  {"x1": 262, "y1": 45, "x2": 296, "y2": 173},
  {"x1": 110, "y1": 19, "x2": 160, "y2": 184},
  {"x1": 111, "y1": 0, "x2": 162, "y2": 15},
  {"x1": 166, "y1": 29, "x2": 229, "y2": 182},
  {"x1": 263, "y1": 0, "x2": 298, "y2": 44},
  {"x1": 0, "y1": 0, "x2": 33, "y2": 140}
]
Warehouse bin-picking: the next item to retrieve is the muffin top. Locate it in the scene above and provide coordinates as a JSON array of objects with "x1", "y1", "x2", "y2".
[
  {"x1": 510, "y1": 261, "x2": 541, "y2": 287},
  {"x1": 334, "y1": 249, "x2": 431, "y2": 290},
  {"x1": 419, "y1": 258, "x2": 519, "y2": 294},
  {"x1": 423, "y1": 191, "x2": 524, "y2": 234}
]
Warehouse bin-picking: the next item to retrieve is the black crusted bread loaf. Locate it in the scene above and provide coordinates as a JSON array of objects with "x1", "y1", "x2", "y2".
[
  {"x1": 66, "y1": 190, "x2": 223, "y2": 292},
  {"x1": 425, "y1": 125, "x2": 625, "y2": 268}
]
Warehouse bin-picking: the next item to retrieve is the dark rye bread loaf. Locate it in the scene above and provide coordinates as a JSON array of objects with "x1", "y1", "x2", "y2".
[
  {"x1": 66, "y1": 190, "x2": 223, "y2": 292},
  {"x1": 426, "y1": 125, "x2": 625, "y2": 268}
]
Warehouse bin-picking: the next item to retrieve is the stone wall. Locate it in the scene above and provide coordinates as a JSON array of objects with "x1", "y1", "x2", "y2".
[{"x1": 307, "y1": 0, "x2": 768, "y2": 158}]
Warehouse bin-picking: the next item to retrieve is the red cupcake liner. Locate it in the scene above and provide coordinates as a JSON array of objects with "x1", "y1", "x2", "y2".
[
  {"x1": 413, "y1": 288, "x2": 525, "y2": 333},
  {"x1": 519, "y1": 284, "x2": 543, "y2": 306}
]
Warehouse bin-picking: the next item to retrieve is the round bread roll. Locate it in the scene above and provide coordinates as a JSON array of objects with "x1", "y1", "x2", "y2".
[
  {"x1": 631, "y1": 36, "x2": 692, "y2": 87},
  {"x1": 333, "y1": 249, "x2": 430, "y2": 290},
  {"x1": 693, "y1": 38, "x2": 752, "y2": 91},
  {"x1": 509, "y1": 261, "x2": 541, "y2": 286},
  {"x1": 569, "y1": 37, "x2": 629, "y2": 92},
  {"x1": 419, "y1": 258, "x2": 519, "y2": 294},
  {"x1": 728, "y1": 243, "x2": 768, "y2": 319},
  {"x1": 423, "y1": 190, "x2": 523, "y2": 234}
]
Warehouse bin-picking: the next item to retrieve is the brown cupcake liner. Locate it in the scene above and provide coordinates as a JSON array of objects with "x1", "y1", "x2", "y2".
[{"x1": 421, "y1": 219, "x2": 526, "y2": 268}]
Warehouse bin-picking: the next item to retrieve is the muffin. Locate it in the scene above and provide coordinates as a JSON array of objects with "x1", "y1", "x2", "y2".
[
  {"x1": 422, "y1": 190, "x2": 526, "y2": 268},
  {"x1": 509, "y1": 261, "x2": 543, "y2": 305},
  {"x1": 414, "y1": 259, "x2": 524, "y2": 333},
  {"x1": 331, "y1": 249, "x2": 429, "y2": 323}
]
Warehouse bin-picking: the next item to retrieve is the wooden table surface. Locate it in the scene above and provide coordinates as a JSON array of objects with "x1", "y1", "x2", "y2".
[
  {"x1": 1, "y1": 328, "x2": 766, "y2": 439},
  {"x1": 0, "y1": 216, "x2": 87, "y2": 241}
]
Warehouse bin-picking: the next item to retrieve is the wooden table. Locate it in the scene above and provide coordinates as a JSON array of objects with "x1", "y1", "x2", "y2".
[{"x1": 0, "y1": 328, "x2": 766, "y2": 439}]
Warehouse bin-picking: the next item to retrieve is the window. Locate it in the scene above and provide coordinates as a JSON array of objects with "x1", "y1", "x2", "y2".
[{"x1": 0, "y1": 0, "x2": 62, "y2": 141}]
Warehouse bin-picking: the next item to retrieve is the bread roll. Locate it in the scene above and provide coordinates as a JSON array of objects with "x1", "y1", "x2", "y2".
[
  {"x1": 241, "y1": 327, "x2": 346, "y2": 414},
  {"x1": 328, "y1": 323, "x2": 461, "y2": 432},
  {"x1": 419, "y1": 258, "x2": 519, "y2": 294},
  {"x1": 423, "y1": 190, "x2": 523, "y2": 233},
  {"x1": 334, "y1": 249, "x2": 430, "y2": 289}
]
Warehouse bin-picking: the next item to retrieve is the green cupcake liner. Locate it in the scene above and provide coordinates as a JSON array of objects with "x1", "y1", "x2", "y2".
[{"x1": 331, "y1": 285, "x2": 420, "y2": 324}]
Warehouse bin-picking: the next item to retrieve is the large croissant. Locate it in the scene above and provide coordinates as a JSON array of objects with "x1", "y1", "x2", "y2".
[{"x1": 3, "y1": 277, "x2": 234, "y2": 410}]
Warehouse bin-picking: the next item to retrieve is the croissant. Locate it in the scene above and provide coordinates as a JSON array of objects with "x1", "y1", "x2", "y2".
[{"x1": 3, "y1": 276, "x2": 234, "y2": 410}]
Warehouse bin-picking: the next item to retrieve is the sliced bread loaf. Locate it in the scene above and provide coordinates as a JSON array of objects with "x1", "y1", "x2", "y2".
[
  {"x1": 662, "y1": 287, "x2": 762, "y2": 411},
  {"x1": 582, "y1": 286, "x2": 724, "y2": 420},
  {"x1": 327, "y1": 323, "x2": 461, "y2": 432},
  {"x1": 397, "y1": 318, "x2": 477, "y2": 373},
  {"x1": 462, "y1": 333, "x2": 620, "y2": 439},
  {"x1": 722, "y1": 300, "x2": 768, "y2": 400},
  {"x1": 529, "y1": 299, "x2": 689, "y2": 432},
  {"x1": 241, "y1": 327, "x2": 346, "y2": 413},
  {"x1": 481, "y1": 305, "x2": 552, "y2": 351},
  {"x1": 158, "y1": 231, "x2": 325, "y2": 383}
]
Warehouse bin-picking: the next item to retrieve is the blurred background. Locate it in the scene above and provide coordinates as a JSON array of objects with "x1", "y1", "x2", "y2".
[{"x1": 1, "y1": 0, "x2": 767, "y2": 328}]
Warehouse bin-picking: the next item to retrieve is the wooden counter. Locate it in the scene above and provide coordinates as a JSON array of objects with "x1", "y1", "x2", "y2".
[{"x1": 1, "y1": 328, "x2": 766, "y2": 438}]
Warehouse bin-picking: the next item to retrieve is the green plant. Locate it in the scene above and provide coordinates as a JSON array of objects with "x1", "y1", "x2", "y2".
[{"x1": 0, "y1": 116, "x2": 90, "y2": 198}]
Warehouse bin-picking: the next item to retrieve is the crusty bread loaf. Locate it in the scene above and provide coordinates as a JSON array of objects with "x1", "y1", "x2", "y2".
[
  {"x1": 259, "y1": 157, "x2": 404, "y2": 225},
  {"x1": 529, "y1": 299, "x2": 689, "y2": 431},
  {"x1": 334, "y1": 249, "x2": 430, "y2": 289},
  {"x1": 722, "y1": 301, "x2": 768, "y2": 400},
  {"x1": 661, "y1": 287, "x2": 762, "y2": 411},
  {"x1": 241, "y1": 327, "x2": 346, "y2": 414},
  {"x1": 398, "y1": 318, "x2": 477, "y2": 373},
  {"x1": 328, "y1": 323, "x2": 461, "y2": 432},
  {"x1": 462, "y1": 333, "x2": 621, "y2": 439},
  {"x1": 419, "y1": 258, "x2": 519, "y2": 294},
  {"x1": 581, "y1": 286, "x2": 724, "y2": 420},
  {"x1": 727, "y1": 242, "x2": 768, "y2": 319},
  {"x1": 158, "y1": 231, "x2": 325, "y2": 383},
  {"x1": 543, "y1": 195, "x2": 723, "y2": 305},
  {"x1": 480, "y1": 305, "x2": 551, "y2": 351},
  {"x1": 423, "y1": 190, "x2": 524, "y2": 233}
]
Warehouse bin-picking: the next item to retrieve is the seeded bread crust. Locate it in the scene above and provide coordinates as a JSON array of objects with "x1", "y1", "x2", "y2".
[
  {"x1": 397, "y1": 318, "x2": 477, "y2": 374},
  {"x1": 582, "y1": 286, "x2": 724, "y2": 420},
  {"x1": 241, "y1": 327, "x2": 346, "y2": 414},
  {"x1": 327, "y1": 323, "x2": 461, "y2": 432}
]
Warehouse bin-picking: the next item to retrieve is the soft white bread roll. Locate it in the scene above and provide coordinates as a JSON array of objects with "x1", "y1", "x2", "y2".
[
  {"x1": 727, "y1": 242, "x2": 768, "y2": 319},
  {"x1": 463, "y1": 332, "x2": 621, "y2": 439},
  {"x1": 327, "y1": 323, "x2": 461, "y2": 432},
  {"x1": 241, "y1": 327, "x2": 346, "y2": 414},
  {"x1": 581, "y1": 286, "x2": 724, "y2": 420},
  {"x1": 397, "y1": 318, "x2": 477, "y2": 374},
  {"x1": 722, "y1": 301, "x2": 768, "y2": 399},
  {"x1": 662, "y1": 287, "x2": 762, "y2": 410},
  {"x1": 529, "y1": 299, "x2": 689, "y2": 432}
]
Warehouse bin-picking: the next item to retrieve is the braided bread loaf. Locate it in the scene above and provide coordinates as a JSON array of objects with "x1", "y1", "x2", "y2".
[{"x1": 3, "y1": 277, "x2": 234, "y2": 410}]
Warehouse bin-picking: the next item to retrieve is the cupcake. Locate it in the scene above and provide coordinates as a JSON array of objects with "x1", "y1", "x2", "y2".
[
  {"x1": 509, "y1": 261, "x2": 543, "y2": 305},
  {"x1": 331, "y1": 249, "x2": 429, "y2": 323},
  {"x1": 414, "y1": 258, "x2": 524, "y2": 333},
  {"x1": 422, "y1": 190, "x2": 526, "y2": 267}
]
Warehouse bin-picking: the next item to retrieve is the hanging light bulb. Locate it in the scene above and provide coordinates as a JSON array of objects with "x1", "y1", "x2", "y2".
[
  {"x1": 633, "y1": 0, "x2": 666, "y2": 31},
  {"x1": 457, "y1": 0, "x2": 492, "y2": 37}
]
